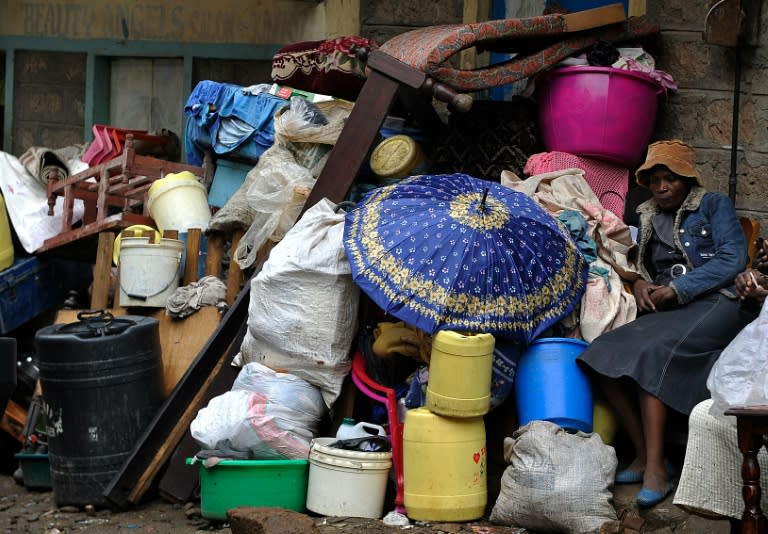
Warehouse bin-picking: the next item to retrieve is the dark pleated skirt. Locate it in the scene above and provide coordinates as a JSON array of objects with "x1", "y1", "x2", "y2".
[{"x1": 577, "y1": 292, "x2": 756, "y2": 415}]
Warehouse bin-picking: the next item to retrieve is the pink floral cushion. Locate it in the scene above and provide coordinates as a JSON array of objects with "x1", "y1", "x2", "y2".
[{"x1": 379, "y1": 16, "x2": 658, "y2": 91}]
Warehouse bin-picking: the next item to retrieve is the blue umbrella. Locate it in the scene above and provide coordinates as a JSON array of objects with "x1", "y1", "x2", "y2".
[{"x1": 343, "y1": 173, "x2": 588, "y2": 343}]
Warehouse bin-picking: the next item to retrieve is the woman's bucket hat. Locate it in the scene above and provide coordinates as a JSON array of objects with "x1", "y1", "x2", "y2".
[{"x1": 635, "y1": 140, "x2": 702, "y2": 187}]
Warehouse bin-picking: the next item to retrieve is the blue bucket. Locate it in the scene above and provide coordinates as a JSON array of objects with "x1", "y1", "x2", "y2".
[{"x1": 514, "y1": 337, "x2": 593, "y2": 433}]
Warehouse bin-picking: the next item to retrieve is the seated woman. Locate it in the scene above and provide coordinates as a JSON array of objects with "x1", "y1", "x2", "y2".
[
  {"x1": 674, "y1": 240, "x2": 768, "y2": 521},
  {"x1": 577, "y1": 139, "x2": 757, "y2": 507}
]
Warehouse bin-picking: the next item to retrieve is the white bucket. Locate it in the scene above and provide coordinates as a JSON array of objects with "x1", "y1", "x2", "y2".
[
  {"x1": 147, "y1": 171, "x2": 211, "y2": 233},
  {"x1": 306, "y1": 437, "x2": 392, "y2": 519},
  {"x1": 118, "y1": 237, "x2": 183, "y2": 307}
]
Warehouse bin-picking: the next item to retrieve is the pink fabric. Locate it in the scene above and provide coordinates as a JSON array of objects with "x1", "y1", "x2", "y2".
[{"x1": 524, "y1": 151, "x2": 629, "y2": 219}]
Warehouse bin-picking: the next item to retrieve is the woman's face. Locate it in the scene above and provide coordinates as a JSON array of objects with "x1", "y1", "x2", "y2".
[{"x1": 646, "y1": 166, "x2": 692, "y2": 212}]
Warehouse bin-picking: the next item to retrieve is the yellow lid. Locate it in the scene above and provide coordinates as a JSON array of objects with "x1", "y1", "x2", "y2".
[
  {"x1": 113, "y1": 225, "x2": 162, "y2": 266},
  {"x1": 370, "y1": 134, "x2": 423, "y2": 179},
  {"x1": 147, "y1": 170, "x2": 200, "y2": 198},
  {"x1": 431, "y1": 330, "x2": 495, "y2": 357}
]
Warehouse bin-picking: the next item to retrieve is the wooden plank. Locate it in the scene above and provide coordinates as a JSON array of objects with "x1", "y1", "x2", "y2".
[
  {"x1": 628, "y1": 0, "x2": 646, "y2": 17},
  {"x1": 205, "y1": 233, "x2": 224, "y2": 279},
  {"x1": 132, "y1": 336, "x2": 240, "y2": 503},
  {"x1": 103, "y1": 279, "x2": 253, "y2": 508},
  {"x1": 1, "y1": 400, "x2": 26, "y2": 443},
  {"x1": 226, "y1": 230, "x2": 244, "y2": 305},
  {"x1": 91, "y1": 231, "x2": 116, "y2": 309},
  {"x1": 562, "y1": 3, "x2": 626, "y2": 31},
  {"x1": 155, "y1": 329, "x2": 242, "y2": 503},
  {"x1": 157, "y1": 308, "x2": 221, "y2": 397},
  {"x1": 183, "y1": 228, "x2": 202, "y2": 284}
]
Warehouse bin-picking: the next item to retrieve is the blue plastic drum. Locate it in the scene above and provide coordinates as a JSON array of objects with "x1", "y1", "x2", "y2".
[{"x1": 514, "y1": 337, "x2": 593, "y2": 433}]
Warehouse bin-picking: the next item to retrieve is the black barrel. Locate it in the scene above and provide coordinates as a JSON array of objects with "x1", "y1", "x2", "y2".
[{"x1": 34, "y1": 311, "x2": 164, "y2": 507}]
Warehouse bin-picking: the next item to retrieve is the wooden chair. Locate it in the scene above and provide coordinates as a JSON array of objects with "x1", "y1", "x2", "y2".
[
  {"x1": 724, "y1": 218, "x2": 765, "y2": 534},
  {"x1": 300, "y1": 6, "x2": 657, "y2": 215},
  {"x1": 39, "y1": 134, "x2": 213, "y2": 253},
  {"x1": 741, "y1": 216, "x2": 762, "y2": 267}
]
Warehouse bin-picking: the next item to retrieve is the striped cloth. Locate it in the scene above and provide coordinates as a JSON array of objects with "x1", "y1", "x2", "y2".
[{"x1": 674, "y1": 399, "x2": 768, "y2": 519}]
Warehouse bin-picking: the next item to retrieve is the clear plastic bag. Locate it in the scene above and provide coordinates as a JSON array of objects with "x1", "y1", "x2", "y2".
[
  {"x1": 234, "y1": 159, "x2": 314, "y2": 269},
  {"x1": 708, "y1": 299, "x2": 768, "y2": 415}
]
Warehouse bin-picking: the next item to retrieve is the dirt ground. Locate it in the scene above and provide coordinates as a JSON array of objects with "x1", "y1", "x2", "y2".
[{"x1": 0, "y1": 466, "x2": 736, "y2": 534}]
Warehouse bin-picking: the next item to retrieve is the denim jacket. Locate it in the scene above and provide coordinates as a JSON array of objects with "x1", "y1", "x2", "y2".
[{"x1": 635, "y1": 186, "x2": 746, "y2": 305}]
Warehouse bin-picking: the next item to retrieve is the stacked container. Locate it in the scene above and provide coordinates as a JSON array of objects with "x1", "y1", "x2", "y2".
[{"x1": 403, "y1": 330, "x2": 494, "y2": 521}]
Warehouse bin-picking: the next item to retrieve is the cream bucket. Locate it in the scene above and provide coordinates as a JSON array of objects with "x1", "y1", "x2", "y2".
[
  {"x1": 118, "y1": 237, "x2": 183, "y2": 307},
  {"x1": 147, "y1": 171, "x2": 211, "y2": 233},
  {"x1": 306, "y1": 437, "x2": 392, "y2": 519}
]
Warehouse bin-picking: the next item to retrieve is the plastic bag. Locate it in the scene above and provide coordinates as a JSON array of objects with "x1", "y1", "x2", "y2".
[
  {"x1": 208, "y1": 98, "x2": 353, "y2": 236},
  {"x1": 190, "y1": 361, "x2": 326, "y2": 459},
  {"x1": 234, "y1": 159, "x2": 314, "y2": 269},
  {"x1": 708, "y1": 299, "x2": 768, "y2": 415}
]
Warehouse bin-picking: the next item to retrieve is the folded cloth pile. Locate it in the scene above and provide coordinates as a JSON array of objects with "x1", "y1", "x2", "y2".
[{"x1": 166, "y1": 275, "x2": 227, "y2": 318}]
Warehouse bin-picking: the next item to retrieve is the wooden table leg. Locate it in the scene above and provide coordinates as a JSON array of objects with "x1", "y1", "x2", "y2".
[{"x1": 734, "y1": 415, "x2": 768, "y2": 534}]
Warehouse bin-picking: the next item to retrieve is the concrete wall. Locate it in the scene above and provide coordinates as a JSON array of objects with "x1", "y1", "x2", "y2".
[
  {"x1": 649, "y1": 1, "x2": 768, "y2": 229},
  {"x1": 12, "y1": 50, "x2": 85, "y2": 154},
  {"x1": 360, "y1": 0, "x2": 768, "y2": 230},
  {"x1": 5, "y1": 0, "x2": 767, "y2": 228}
]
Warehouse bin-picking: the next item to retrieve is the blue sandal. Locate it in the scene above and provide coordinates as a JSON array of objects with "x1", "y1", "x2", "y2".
[
  {"x1": 615, "y1": 469, "x2": 643, "y2": 484},
  {"x1": 636, "y1": 483, "x2": 676, "y2": 507},
  {"x1": 615, "y1": 460, "x2": 675, "y2": 485}
]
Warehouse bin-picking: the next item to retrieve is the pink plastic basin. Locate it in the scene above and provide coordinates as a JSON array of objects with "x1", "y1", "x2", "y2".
[{"x1": 537, "y1": 66, "x2": 663, "y2": 167}]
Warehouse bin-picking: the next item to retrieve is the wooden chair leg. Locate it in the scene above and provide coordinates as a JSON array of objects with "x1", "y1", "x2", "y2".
[{"x1": 732, "y1": 413, "x2": 768, "y2": 534}]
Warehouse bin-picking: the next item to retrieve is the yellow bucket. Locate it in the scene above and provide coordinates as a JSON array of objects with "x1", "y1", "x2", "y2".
[
  {"x1": 403, "y1": 407, "x2": 486, "y2": 521},
  {"x1": 426, "y1": 331, "x2": 495, "y2": 417},
  {"x1": 147, "y1": 171, "x2": 210, "y2": 233},
  {"x1": 0, "y1": 194, "x2": 13, "y2": 272}
]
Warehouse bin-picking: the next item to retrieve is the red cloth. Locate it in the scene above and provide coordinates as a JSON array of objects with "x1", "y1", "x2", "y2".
[{"x1": 524, "y1": 151, "x2": 629, "y2": 219}]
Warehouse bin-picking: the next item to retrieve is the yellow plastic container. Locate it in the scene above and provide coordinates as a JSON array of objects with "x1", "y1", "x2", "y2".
[
  {"x1": 593, "y1": 398, "x2": 618, "y2": 445},
  {"x1": 426, "y1": 330, "x2": 494, "y2": 417},
  {"x1": 369, "y1": 134, "x2": 426, "y2": 180},
  {"x1": 404, "y1": 408, "x2": 486, "y2": 521},
  {"x1": 147, "y1": 171, "x2": 210, "y2": 233},
  {"x1": 0, "y1": 195, "x2": 13, "y2": 272}
]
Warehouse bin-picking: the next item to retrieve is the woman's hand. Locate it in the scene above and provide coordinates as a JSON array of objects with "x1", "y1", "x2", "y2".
[
  {"x1": 735, "y1": 268, "x2": 768, "y2": 301},
  {"x1": 633, "y1": 279, "x2": 676, "y2": 312}
]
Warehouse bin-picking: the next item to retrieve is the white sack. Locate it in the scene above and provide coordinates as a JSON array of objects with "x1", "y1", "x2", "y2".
[
  {"x1": 236, "y1": 198, "x2": 359, "y2": 407},
  {"x1": 0, "y1": 151, "x2": 85, "y2": 252},
  {"x1": 490, "y1": 420, "x2": 617, "y2": 533}
]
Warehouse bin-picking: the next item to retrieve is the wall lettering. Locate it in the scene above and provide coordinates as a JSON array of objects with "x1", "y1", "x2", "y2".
[{"x1": 11, "y1": 0, "x2": 323, "y2": 43}]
